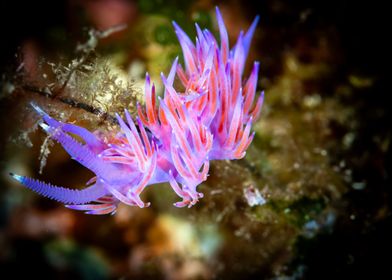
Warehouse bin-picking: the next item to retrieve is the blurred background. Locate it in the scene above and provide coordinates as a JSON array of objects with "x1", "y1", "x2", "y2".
[{"x1": 0, "y1": 0, "x2": 390, "y2": 279}]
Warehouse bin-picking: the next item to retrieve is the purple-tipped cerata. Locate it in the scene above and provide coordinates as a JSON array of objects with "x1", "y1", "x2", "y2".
[{"x1": 10, "y1": 7, "x2": 264, "y2": 214}]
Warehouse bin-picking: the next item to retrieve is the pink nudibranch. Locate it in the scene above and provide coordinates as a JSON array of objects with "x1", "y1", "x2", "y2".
[{"x1": 10, "y1": 7, "x2": 264, "y2": 214}]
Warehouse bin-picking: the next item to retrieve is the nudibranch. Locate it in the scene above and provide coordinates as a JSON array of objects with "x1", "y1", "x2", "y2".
[{"x1": 10, "y1": 7, "x2": 264, "y2": 214}]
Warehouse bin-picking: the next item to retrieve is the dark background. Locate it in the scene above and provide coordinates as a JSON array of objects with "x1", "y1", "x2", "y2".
[{"x1": 1, "y1": 1, "x2": 390, "y2": 279}]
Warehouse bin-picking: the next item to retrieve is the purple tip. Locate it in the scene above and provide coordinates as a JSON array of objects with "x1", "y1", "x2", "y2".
[
  {"x1": 39, "y1": 122, "x2": 50, "y2": 133},
  {"x1": 243, "y1": 15, "x2": 260, "y2": 57},
  {"x1": 30, "y1": 103, "x2": 46, "y2": 116},
  {"x1": 172, "y1": 21, "x2": 180, "y2": 32},
  {"x1": 9, "y1": 173, "x2": 23, "y2": 183}
]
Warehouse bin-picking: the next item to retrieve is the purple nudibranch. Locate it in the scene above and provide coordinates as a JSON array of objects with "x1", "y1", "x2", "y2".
[{"x1": 10, "y1": 7, "x2": 264, "y2": 214}]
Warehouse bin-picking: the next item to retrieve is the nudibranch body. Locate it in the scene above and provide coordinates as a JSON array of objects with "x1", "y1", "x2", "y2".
[{"x1": 11, "y1": 7, "x2": 264, "y2": 214}]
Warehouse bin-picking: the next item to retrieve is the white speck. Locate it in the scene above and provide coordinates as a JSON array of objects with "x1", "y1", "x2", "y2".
[
  {"x1": 210, "y1": 189, "x2": 223, "y2": 196},
  {"x1": 16, "y1": 62, "x2": 25, "y2": 72},
  {"x1": 343, "y1": 132, "x2": 356, "y2": 148},
  {"x1": 303, "y1": 94, "x2": 322, "y2": 108},
  {"x1": 303, "y1": 220, "x2": 320, "y2": 238},
  {"x1": 243, "y1": 185, "x2": 266, "y2": 207},
  {"x1": 352, "y1": 182, "x2": 366, "y2": 190}
]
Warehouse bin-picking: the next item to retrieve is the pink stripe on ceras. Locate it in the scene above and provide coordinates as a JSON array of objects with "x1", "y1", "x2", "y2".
[
  {"x1": 162, "y1": 76, "x2": 187, "y2": 122},
  {"x1": 200, "y1": 160, "x2": 210, "y2": 181},
  {"x1": 176, "y1": 148, "x2": 200, "y2": 180},
  {"x1": 217, "y1": 62, "x2": 229, "y2": 133},
  {"x1": 147, "y1": 84, "x2": 158, "y2": 125},
  {"x1": 158, "y1": 105, "x2": 169, "y2": 126},
  {"x1": 195, "y1": 39, "x2": 205, "y2": 71},
  {"x1": 142, "y1": 74, "x2": 157, "y2": 127},
  {"x1": 243, "y1": 62, "x2": 259, "y2": 116},
  {"x1": 164, "y1": 97, "x2": 185, "y2": 133},
  {"x1": 170, "y1": 141, "x2": 192, "y2": 179},
  {"x1": 137, "y1": 103, "x2": 148, "y2": 126},
  {"x1": 168, "y1": 171, "x2": 184, "y2": 196},
  {"x1": 132, "y1": 146, "x2": 157, "y2": 195},
  {"x1": 106, "y1": 185, "x2": 137, "y2": 206},
  {"x1": 116, "y1": 114, "x2": 146, "y2": 170},
  {"x1": 118, "y1": 115, "x2": 145, "y2": 165},
  {"x1": 96, "y1": 196, "x2": 115, "y2": 203},
  {"x1": 182, "y1": 106, "x2": 203, "y2": 153},
  {"x1": 202, "y1": 129, "x2": 213, "y2": 157},
  {"x1": 233, "y1": 117, "x2": 253, "y2": 158},
  {"x1": 195, "y1": 92, "x2": 207, "y2": 113},
  {"x1": 225, "y1": 93, "x2": 243, "y2": 148},
  {"x1": 176, "y1": 64, "x2": 188, "y2": 88},
  {"x1": 87, "y1": 205, "x2": 116, "y2": 215},
  {"x1": 231, "y1": 33, "x2": 245, "y2": 105},
  {"x1": 208, "y1": 67, "x2": 219, "y2": 119},
  {"x1": 102, "y1": 144, "x2": 134, "y2": 159},
  {"x1": 125, "y1": 110, "x2": 147, "y2": 161},
  {"x1": 102, "y1": 156, "x2": 135, "y2": 165},
  {"x1": 250, "y1": 91, "x2": 264, "y2": 120},
  {"x1": 160, "y1": 99, "x2": 193, "y2": 161}
]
